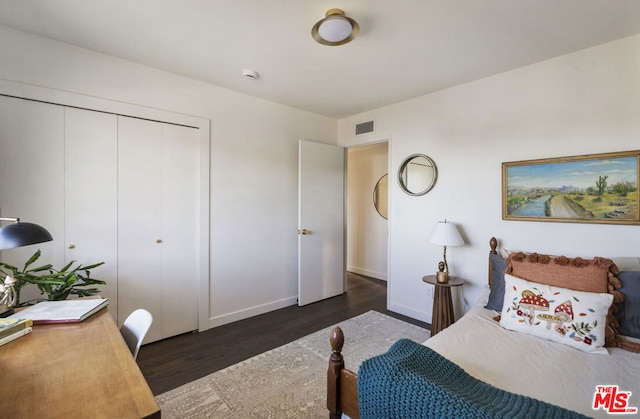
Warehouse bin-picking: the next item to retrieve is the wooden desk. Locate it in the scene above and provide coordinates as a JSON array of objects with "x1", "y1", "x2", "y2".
[
  {"x1": 422, "y1": 275, "x2": 464, "y2": 337},
  {"x1": 0, "y1": 308, "x2": 160, "y2": 418}
]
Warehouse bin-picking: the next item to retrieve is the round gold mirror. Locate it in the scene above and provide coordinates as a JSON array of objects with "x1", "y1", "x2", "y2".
[
  {"x1": 373, "y1": 174, "x2": 388, "y2": 219},
  {"x1": 398, "y1": 154, "x2": 437, "y2": 196}
]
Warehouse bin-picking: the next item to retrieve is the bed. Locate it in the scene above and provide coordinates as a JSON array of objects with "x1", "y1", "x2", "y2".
[{"x1": 327, "y1": 237, "x2": 640, "y2": 418}]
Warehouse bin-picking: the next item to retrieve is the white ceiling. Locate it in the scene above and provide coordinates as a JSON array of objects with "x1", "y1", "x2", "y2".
[{"x1": 1, "y1": 1, "x2": 640, "y2": 119}]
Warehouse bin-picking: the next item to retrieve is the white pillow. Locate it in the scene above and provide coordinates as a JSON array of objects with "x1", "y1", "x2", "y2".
[{"x1": 500, "y1": 274, "x2": 613, "y2": 354}]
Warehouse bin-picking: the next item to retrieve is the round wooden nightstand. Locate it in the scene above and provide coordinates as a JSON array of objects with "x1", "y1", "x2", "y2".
[{"x1": 422, "y1": 275, "x2": 464, "y2": 337}]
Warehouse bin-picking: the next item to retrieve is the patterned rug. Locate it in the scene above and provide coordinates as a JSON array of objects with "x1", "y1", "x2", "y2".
[{"x1": 156, "y1": 310, "x2": 429, "y2": 418}]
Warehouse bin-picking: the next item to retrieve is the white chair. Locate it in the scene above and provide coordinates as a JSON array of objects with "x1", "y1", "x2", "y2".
[{"x1": 120, "y1": 309, "x2": 153, "y2": 360}]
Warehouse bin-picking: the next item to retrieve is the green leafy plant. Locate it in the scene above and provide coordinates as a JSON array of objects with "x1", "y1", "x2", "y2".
[{"x1": 0, "y1": 249, "x2": 105, "y2": 306}]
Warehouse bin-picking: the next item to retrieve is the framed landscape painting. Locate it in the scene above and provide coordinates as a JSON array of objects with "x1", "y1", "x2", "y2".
[{"x1": 503, "y1": 150, "x2": 640, "y2": 225}]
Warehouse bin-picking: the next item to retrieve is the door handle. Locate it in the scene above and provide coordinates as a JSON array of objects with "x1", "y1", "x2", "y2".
[{"x1": 299, "y1": 229, "x2": 311, "y2": 235}]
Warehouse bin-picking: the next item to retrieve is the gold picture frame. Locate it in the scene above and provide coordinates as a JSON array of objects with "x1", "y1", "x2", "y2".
[{"x1": 503, "y1": 150, "x2": 640, "y2": 225}]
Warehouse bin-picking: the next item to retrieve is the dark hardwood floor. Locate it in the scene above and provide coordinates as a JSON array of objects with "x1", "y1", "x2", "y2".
[{"x1": 137, "y1": 272, "x2": 430, "y2": 395}]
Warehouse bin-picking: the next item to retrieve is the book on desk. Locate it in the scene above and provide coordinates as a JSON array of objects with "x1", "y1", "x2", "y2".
[
  {"x1": 0, "y1": 318, "x2": 33, "y2": 346},
  {"x1": 8, "y1": 298, "x2": 109, "y2": 324}
]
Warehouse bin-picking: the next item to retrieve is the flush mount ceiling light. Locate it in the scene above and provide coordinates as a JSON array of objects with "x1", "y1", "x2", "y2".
[{"x1": 311, "y1": 8, "x2": 359, "y2": 46}]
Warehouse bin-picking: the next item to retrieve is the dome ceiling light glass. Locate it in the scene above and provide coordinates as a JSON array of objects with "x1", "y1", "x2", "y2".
[{"x1": 311, "y1": 9, "x2": 359, "y2": 46}]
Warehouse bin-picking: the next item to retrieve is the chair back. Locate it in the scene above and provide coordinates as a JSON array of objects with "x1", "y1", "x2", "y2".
[{"x1": 120, "y1": 309, "x2": 153, "y2": 360}]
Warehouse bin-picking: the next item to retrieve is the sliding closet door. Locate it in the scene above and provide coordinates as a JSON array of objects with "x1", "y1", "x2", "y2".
[
  {"x1": 0, "y1": 96, "x2": 64, "y2": 279},
  {"x1": 160, "y1": 123, "x2": 199, "y2": 338},
  {"x1": 118, "y1": 116, "x2": 199, "y2": 343},
  {"x1": 1, "y1": 94, "x2": 206, "y2": 337},
  {"x1": 64, "y1": 107, "x2": 118, "y2": 320},
  {"x1": 118, "y1": 116, "x2": 164, "y2": 342}
]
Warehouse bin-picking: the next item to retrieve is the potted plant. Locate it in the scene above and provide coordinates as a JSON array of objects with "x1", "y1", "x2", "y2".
[{"x1": 0, "y1": 249, "x2": 105, "y2": 306}]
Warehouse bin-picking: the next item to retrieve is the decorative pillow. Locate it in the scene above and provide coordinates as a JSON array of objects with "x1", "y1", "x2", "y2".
[
  {"x1": 505, "y1": 252, "x2": 623, "y2": 348},
  {"x1": 505, "y1": 252, "x2": 616, "y2": 293},
  {"x1": 485, "y1": 253, "x2": 507, "y2": 311},
  {"x1": 615, "y1": 271, "x2": 640, "y2": 339},
  {"x1": 500, "y1": 274, "x2": 613, "y2": 354}
]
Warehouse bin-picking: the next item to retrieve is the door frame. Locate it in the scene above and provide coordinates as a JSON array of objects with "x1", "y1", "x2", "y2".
[{"x1": 344, "y1": 139, "x2": 390, "y2": 296}]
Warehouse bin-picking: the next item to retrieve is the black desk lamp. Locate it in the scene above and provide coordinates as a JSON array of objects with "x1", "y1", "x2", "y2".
[{"x1": 0, "y1": 217, "x2": 53, "y2": 316}]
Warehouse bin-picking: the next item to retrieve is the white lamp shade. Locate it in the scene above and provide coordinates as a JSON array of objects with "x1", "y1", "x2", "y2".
[{"x1": 428, "y1": 221, "x2": 464, "y2": 247}]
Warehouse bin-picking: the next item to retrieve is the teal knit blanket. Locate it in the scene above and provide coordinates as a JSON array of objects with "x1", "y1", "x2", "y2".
[{"x1": 357, "y1": 339, "x2": 589, "y2": 419}]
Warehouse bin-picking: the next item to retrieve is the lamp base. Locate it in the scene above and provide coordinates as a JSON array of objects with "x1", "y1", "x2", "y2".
[
  {"x1": 0, "y1": 307, "x2": 15, "y2": 318},
  {"x1": 436, "y1": 271, "x2": 448, "y2": 283}
]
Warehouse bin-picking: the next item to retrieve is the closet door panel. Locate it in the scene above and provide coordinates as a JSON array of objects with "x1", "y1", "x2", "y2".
[
  {"x1": 118, "y1": 116, "x2": 163, "y2": 343},
  {"x1": 64, "y1": 107, "x2": 118, "y2": 320},
  {"x1": 0, "y1": 96, "x2": 64, "y2": 282},
  {"x1": 161, "y1": 123, "x2": 199, "y2": 337},
  {"x1": 2, "y1": 95, "x2": 204, "y2": 341}
]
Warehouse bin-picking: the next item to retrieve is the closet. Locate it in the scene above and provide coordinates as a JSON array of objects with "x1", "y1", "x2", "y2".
[
  {"x1": 117, "y1": 116, "x2": 199, "y2": 342},
  {"x1": 0, "y1": 96, "x2": 65, "y2": 268},
  {"x1": 64, "y1": 107, "x2": 119, "y2": 321},
  {"x1": 0, "y1": 95, "x2": 200, "y2": 343}
]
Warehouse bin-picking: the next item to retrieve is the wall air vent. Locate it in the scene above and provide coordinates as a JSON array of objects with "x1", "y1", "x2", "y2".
[{"x1": 355, "y1": 120, "x2": 374, "y2": 135}]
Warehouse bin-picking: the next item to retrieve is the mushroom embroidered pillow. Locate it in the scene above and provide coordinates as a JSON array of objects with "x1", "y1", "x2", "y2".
[{"x1": 500, "y1": 274, "x2": 613, "y2": 354}]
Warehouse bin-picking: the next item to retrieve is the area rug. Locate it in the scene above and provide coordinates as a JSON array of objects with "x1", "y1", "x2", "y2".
[{"x1": 156, "y1": 310, "x2": 429, "y2": 418}]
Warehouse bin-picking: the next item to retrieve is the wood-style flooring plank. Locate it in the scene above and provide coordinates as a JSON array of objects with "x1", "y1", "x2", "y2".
[{"x1": 137, "y1": 273, "x2": 429, "y2": 395}]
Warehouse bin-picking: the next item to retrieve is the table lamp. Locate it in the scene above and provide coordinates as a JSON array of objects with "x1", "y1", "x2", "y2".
[
  {"x1": 428, "y1": 220, "x2": 464, "y2": 283},
  {"x1": 0, "y1": 217, "x2": 53, "y2": 317}
]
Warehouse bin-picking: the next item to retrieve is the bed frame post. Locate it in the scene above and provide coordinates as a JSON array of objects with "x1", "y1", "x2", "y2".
[
  {"x1": 327, "y1": 326, "x2": 345, "y2": 419},
  {"x1": 488, "y1": 237, "x2": 498, "y2": 285},
  {"x1": 489, "y1": 237, "x2": 498, "y2": 255}
]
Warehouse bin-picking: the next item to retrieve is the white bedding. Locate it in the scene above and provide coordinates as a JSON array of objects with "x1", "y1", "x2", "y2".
[{"x1": 425, "y1": 299, "x2": 640, "y2": 418}]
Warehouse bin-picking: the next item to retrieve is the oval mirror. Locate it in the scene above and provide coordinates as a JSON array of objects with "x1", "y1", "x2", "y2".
[
  {"x1": 373, "y1": 174, "x2": 388, "y2": 219},
  {"x1": 398, "y1": 154, "x2": 437, "y2": 196}
]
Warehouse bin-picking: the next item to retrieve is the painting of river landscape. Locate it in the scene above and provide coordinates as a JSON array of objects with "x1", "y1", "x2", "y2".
[{"x1": 503, "y1": 151, "x2": 640, "y2": 225}]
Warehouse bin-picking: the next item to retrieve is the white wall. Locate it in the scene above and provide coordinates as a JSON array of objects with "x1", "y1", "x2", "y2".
[
  {"x1": 3, "y1": 24, "x2": 639, "y2": 329},
  {"x1": 347, "y1": 142, "x2": 388, "y2": 280},
  {"x1": 0, "y1": 24, "x2": 338, "y2": 327},
  {"x1": 338, "y1": 35, "x2": 640, "y2": 324}
]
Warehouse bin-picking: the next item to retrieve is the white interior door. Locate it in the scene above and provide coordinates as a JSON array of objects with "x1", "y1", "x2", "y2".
[
  {"x1": 118, "y1": 116, "x2": 199, "y2": 343},
  {"x1": 160, "y1": 123, "x2": 199, "y2": 338},
  {"x1": 0, "y1": 96, "x2": 64, "y2": 273},
  {"x1": 64, "y1": 107, "x2": 118, "y2": 321},
  {"x1": 118, "y1": 116, "x2": 163, "y2": 342},
  {"x1": 298, "y1": 140, "x2": 345, "y2": 306}
]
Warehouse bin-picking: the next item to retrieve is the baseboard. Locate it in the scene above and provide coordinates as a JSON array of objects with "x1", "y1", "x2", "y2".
[
  {"x1": 347, "y1": 266, "x2": 387, "y2": 281},
  {"x1": 387, "y1": 301, "x2": 431, "y2": 325},
  {"x1": 209, "y1": 296, "x2": 298, "y2": 328}
]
